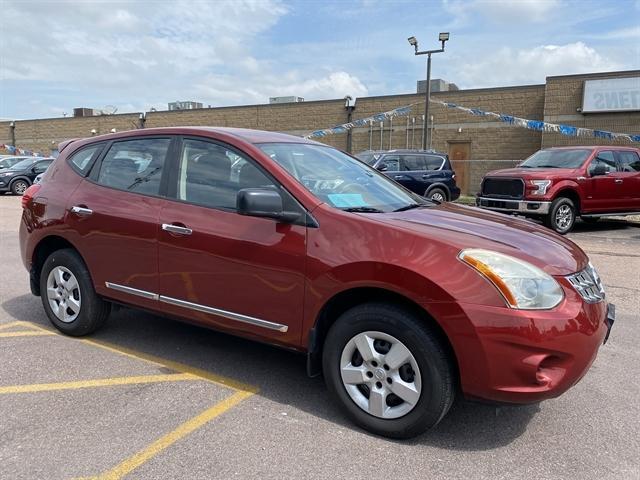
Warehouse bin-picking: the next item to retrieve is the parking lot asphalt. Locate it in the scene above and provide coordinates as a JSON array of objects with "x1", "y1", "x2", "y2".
[{"x1": 1, "y1": 194, "x2": 638, "y2": 480}]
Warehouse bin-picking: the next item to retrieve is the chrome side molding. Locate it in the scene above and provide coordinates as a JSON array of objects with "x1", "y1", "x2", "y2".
[
  {"x1": 105, "y1": 282, "x2": 159, "y2": 300},
  {"x1": 159, "y1": 295, "x2": 288, "y2": 333},
  {"x1": 103, "y1": 281, "x2": 288, "y2": 333}
]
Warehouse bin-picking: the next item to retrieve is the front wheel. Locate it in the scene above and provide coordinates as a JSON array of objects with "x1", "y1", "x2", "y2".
[
  {"x1": 11, "y1": 179, "x2": 29, "y2": 195},
  {"x1": 40, "y1": 249, "x2": 110, "y2": 336},
  {"x1": 544, "y1": 197, "x2": 576, "y2": 234},
  {"x1": 322, "y1": 303, "x2": 455, "y2": 439}
]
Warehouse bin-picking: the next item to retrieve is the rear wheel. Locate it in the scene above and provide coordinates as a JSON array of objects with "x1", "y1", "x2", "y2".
[
  {"x1": 10, "y1": 179, "x2": 29, "y2": 195},
  {"x1": 40, "y1": 249, "x2": 110, "y2": 336},
  {"x1": 544, "y1": 197, "x2": 576, "y2": 234},
  {"x1": 426, "y1": 187, "x2": 447, "y2": 202},
  {"x1": 322, "y1": 303, "x2": 455, "y2": 439}
]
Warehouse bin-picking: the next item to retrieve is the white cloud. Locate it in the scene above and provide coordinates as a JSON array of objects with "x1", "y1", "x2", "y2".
[
  {"x1": 455, "y1": 42, "x2": 621, "y2": 87},
  {"x1": 443, "y1": 0, "x2": 564, "y2": 25}
]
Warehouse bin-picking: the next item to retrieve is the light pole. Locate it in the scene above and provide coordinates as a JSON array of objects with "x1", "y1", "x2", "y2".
[{"x1": 408, "y1": 32, "x2": 449, "y2": 151}]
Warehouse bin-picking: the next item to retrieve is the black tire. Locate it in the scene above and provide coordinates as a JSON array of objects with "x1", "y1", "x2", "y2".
[
  {"x1": 10, "y1": 179, "x2": 29, "y2": 195},
  {"x1": 426, "y1": 187, "x2": 447, "y2": 203},
  {"x1": 544, "y1": 197, "x2": 576, "y2": 234},
  {"x1": 581, "y1": 217, "x2": 600, "y2": 224},
  {"x1": 322, "y1": 303, "x2": 455, "y2": 439},
  {"x1": 39, "y1": 249, "x2": 110, "y2": 336}
]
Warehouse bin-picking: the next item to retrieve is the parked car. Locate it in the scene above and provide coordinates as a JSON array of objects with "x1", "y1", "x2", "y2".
[
  {"x1": 0, "y1": 157, "x2": 54, "y2": 195},
  {"x1": 356, "y1": 149, "x2": 460, "y2": 202},
  {"x1": 476, "y1": 146, "x2": 640, "y2": 233},
  {"x1": 0, "y1": 156, "x2": 30, "y2": 170},
  {"x1": 20, "y1": 128, "x2": 614, "y2": 438}
]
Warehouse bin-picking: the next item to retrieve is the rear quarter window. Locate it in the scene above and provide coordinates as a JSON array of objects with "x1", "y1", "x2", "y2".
[{"x1": 67, "y1": 145, "x2": 103, "y2": 175}]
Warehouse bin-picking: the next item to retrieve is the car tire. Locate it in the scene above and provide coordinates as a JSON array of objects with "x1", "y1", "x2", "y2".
[
  {"x1": 10, "y1": 179, "x2": 29, "y2": 195},
  {"x1": 426, "y1": 187, "x2": 447, "y2": 203},
  {"x1": 322, "y1": 302, "x2": 455, "y2": 439},
  {"x1": 40, "y1": 248, "x2": 110, "y2": 336},
  {"x1": 544, "y1": 197, "x2": 576, "y2": 234},
  {"x1": 581, "y1": 217, "x2": 600, "y2": 224}
]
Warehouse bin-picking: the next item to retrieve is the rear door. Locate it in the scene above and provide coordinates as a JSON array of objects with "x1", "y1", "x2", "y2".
[
  {"x1": 615, "y1": 150, "x2": 640, "y2": 210},
  {"x1": 65, "y1": 136, "x2": 175, "y2": 309},
  {"x1": 583, "y1": 150, "x2": 620, "y2": 212},
  {"x1": 157, "y1": 137, "x2": 306, "y2": 346}
]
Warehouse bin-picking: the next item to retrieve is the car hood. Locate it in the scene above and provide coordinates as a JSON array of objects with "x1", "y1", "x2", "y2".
[
  {"x1": 486, "y1": 167, "x2": 578, "y2": 179},
  {"x1": 375, "y1": 203, "x2": 587, "y2": 276}
]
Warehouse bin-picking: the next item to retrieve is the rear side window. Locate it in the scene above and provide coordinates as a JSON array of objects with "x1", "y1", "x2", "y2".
[
  {"x1": 618, "y1": 151, "x2": 640, "y2": 172},
  {"x1": 96, "y1": 138, "x2": 170, "y2": 195},
  {"x1": 400, "y1": 155, "x2": 427, "y2": 171},
  {"x1": 425, "y1": 155, "x2": 444, "y2": 170},
  {"x1": 68, "y1": 145, "x2": 101, "y2": 175}
]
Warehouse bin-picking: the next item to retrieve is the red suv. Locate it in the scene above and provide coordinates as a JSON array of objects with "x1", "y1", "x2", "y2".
[
  {"x1": 477, "y1": 146, "x2": 640, "y2": 233},
  {"x1": 20, "y1": 128, "x2": 614, "y2": 438}
]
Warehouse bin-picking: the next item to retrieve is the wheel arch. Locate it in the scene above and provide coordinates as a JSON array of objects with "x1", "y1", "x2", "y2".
[
  {"x1": 9, "y1": 176, "x2": 32, "y2": 189},
  {"x1": 552, "y1": 186, "x2": 582, "y2": 213},
  {"x1": 306, "y1": 286, "x2": 460, "y2": 387},
  {"x1": 30, "y1": 235, "x2": 89, "y2": 296}
]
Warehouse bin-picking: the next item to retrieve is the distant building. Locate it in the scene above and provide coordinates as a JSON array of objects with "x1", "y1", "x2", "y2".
[
  {"x1": 269, "y1": 96, "x2": 304, "y2": 104},
  {"x1": 417, "y1": 79, "x2": 459, "y2": 93},
  {"x1": 168, "y1": 101, "x2": 204, "y2": 111}
]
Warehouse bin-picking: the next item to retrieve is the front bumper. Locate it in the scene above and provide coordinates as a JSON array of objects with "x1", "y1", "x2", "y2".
[
  {"x1": 476, "y1": 196, "x2": 551, "y2": 215},
  {"x1": 446, "y1": 291, "x2": 612, "y2": 405}
]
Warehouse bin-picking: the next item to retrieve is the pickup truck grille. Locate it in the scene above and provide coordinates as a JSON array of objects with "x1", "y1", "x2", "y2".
[
  {"x1": 481, "y1": 178, "x2": 524, "y2": 199},
  {"x1": 567, "y1": 263, "x2": 605, "y2": 303}
]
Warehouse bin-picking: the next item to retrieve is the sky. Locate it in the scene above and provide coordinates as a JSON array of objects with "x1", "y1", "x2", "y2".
[{"x1": 1, "y1": 0, "x2": 639, "y2": 119}]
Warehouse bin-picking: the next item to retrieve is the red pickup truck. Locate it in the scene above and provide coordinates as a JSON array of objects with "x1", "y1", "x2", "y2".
[{"x1": 477, "y1": 146, "x2": 640, "y2": 233}]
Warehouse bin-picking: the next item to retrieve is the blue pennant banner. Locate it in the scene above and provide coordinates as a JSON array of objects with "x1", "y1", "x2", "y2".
[{"x1": 0, "y1": 143, "x2": 44, "y2": 157}]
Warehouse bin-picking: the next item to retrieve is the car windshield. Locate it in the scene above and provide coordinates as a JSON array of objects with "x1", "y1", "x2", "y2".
[
  {"x1": 8, "y1": 158, "x2": 35, "y2": 170},
  {"x1": 257, "y1": 143, "x2": 428, "y2": 213},
  {"x1": 355, "y1": 152, "x2": 379, "y2": 166},
  {"x1": 519, "y1": 149, "x2": 591, "y2": 169}
]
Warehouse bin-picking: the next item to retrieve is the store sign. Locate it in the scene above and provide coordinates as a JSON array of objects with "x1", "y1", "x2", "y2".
[{"x1": 582, "y1": 77, "x2": 640, "y2": 113}]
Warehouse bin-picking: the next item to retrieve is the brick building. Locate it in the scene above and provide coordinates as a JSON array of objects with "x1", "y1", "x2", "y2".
[{"x1": 2, "y1": 69, "x2": 638, "y2": 195}]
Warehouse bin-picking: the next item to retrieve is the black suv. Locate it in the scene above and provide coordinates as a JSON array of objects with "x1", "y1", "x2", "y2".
[
  {"x1": 356, "y1": 149, "x2": 460, "y2": 202},
  {"x1": 0, "y1": 157, "x2": 53, "y2": 195}
]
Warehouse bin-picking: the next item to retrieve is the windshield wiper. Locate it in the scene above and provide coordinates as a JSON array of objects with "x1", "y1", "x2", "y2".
[
  {"x1": 532, "y1": 165, "x2": 560, "y2": 168},
  {"x1": 393, "y1": 203, "x2": 425, "y2": 212},
  {"x1": 342, "y1": 206, "x2": 385, "y2": 213}
]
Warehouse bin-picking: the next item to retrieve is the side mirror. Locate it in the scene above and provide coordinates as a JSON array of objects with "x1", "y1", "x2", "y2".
[
  {"x1": 237, "y1": 188, "x2": 300, "y2": 223},
  {"x1": 376, "y1": 163, "x2": 388, "y2": 172},
  {"x1": 591, "y1": 164, "x2": 608, "y2": 176}
]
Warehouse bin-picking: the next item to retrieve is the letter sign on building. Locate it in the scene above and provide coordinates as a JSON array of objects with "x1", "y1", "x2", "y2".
[{"x1": 582, "y1": 77, "x2": 640, "y2": 113}]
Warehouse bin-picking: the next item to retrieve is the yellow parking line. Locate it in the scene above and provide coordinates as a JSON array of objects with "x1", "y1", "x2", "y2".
[
  {"x1": 0, "y1": 373, "x2": 196, "y2": 395},
  {"x1": 93, "y1": 390, "x2": 253, "y2": 480},
  {"x1": 0, "y1": 330, "x2": 56, "y2": 338},
  {"x1": 24, "y1": 321, "x2": 258, "y2": 393},
  {"x1": 0, "y1": 321, "x2": 29, "y2": 331}
]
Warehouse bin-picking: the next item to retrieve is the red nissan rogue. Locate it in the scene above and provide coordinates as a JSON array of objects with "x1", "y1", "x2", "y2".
[{"x1": 19, "y1": 127, "x2": 615, "y2": 438}]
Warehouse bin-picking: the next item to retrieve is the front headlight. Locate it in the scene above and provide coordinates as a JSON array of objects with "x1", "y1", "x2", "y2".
[
  {"x1": 0, "y1": 172, "x2": 13, "y2": 177},
  {"x1": 459, "y1": 249, "x2": 564, "y2": 310},
  {"x1": 530, "y1": 179, "x2": 551, "y2": 195}
]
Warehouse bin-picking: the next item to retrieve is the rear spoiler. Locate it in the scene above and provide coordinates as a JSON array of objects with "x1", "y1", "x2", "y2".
[{"x1": 58, "y1": 138, "x2": 81, "y2": 153}]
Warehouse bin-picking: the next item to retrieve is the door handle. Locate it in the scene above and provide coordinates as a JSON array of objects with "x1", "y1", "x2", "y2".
[
  {"x1": 614, "y1": 179, "x2": 623, "y2": 184},
  {"x1": 162, "y1": 223, "x2": 193, "y2": 236},
  {"x1": 394, "y1": 175, "x2": 404, "y2": 180},
  {"x1": 70, "y1": 206, "x2": 93, "y2": 216}
]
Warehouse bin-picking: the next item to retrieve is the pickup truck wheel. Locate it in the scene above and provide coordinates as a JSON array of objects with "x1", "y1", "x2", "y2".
[
  {"x1": 544, "y1": 197, "x2": 576, "y2": 234},
  {"x1": 40, "y1": 249, "x2": 110, "y2": 336},
  {"x1": 322, "y1": 303, "x2": 455, "y2": 439},
  {"x1": 426, "y1": 188, "x2": 447, "y2": 202}
]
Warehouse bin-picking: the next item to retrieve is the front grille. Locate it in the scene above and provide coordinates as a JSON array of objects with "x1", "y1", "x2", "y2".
[
  {"x1": 567, "y1": 263, "x2": 605, "y2": 303},
  {"x1": 481, "y1": 178, "x2": 524, "y2": 199}
]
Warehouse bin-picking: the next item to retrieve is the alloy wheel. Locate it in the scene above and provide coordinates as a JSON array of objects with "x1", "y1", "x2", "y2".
[
  {"x1": 555, "y1": 204, "x2": 573, "y2": 230},
  {"x1": 430, "y1": 192, "x2": 445, "y2": 202},
  {"x1": 13, "y1": 181, "x2": 28, "y2": 195},
  {"x1": 46, "y1": 266, "x2": 81, "y2": 323},
  {"x1": 340, "y1": 331, "x2": 422, "y2": 419}
]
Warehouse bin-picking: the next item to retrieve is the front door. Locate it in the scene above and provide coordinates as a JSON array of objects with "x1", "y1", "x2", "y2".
[
  {"x1": 447, "y1": 142, "x2": 470, "y2": 194},
  {"x1": 157, "y1": 137, "x2": 306, "y2": 346},
  {"x1": 66, "y1": 137, "x2": 174, "y2": 309},
  {"x1": 583, "y1": 150, "x2": 621, "y2": 213}
]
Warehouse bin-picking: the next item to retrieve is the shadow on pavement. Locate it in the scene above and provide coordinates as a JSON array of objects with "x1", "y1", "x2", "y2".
[{"x1": 3, "y1": 293, "x2": 536, "y2": 450}]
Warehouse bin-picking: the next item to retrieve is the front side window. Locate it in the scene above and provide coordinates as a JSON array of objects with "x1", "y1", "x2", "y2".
[
  {"x1": 177, "y1": 139, "x2": 275, "y2": 210},
  {"x1": 69, "y1": 145, "x2": 101, "y2": 174},
  {"x1": 589, "y1": 151, "x2": 617, "y2": 175},
  {"x1": 380, "y1": 155, "x2": 400, "y2": 171},
  {"x1": 96, "y1": 138, "x2": 170, "y2": 195},
  {"x1": 257, "y1": 143, "x2": 427, "y2": 213},
  {"x1": 520, "y1": 149, "x2": 592, "y2": 169},
  {"x1": 33, "y1": 160, "x2": 52, "y2": 174},
  {"x1": 618, "y1": 151, "x2": 640, "y2": 172}
]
